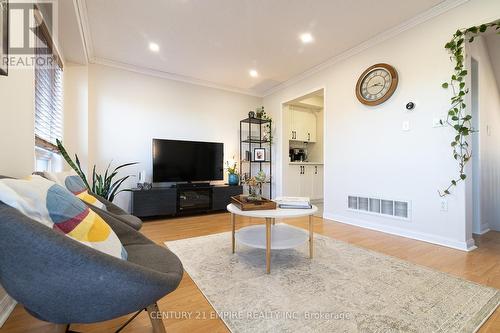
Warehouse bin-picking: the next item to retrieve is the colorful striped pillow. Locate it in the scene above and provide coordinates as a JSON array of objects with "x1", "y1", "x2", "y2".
[
  {"x1": 0, "y1": 175, "x2": 127, "y2": 260},
  {"x1": 43, "y1": 171, "x2": 107, "y2": 211}
]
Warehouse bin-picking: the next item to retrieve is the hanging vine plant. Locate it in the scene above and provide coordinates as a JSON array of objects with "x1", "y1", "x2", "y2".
[{"x1": 439, "y1": 20, "x2": 500, "y2": 197}]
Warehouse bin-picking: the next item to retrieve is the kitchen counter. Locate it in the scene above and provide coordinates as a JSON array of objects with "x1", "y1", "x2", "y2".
[{"x1": 289, "y1": 161, "x2": 324, "y2": 165}]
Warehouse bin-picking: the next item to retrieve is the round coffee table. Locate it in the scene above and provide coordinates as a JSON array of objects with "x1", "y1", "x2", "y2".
[{"x1": 227, "y1": 203, "x2": 318, "y2": 274}]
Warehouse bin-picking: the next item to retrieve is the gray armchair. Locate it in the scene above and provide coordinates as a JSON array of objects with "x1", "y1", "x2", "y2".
[
  {"x1": 90, "y1": 193, "x2": 143, "y2": 230},
  {"x1": 0, "y1": 200, "x2": 183, "y2": 332},
  {"x1": 33, "y1": 171, "x2": 143, "y2": 230}
]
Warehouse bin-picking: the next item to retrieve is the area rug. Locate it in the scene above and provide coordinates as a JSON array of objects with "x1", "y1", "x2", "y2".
[{"x1": 166, "y1": 227, "x2": 500, "y2": 333}]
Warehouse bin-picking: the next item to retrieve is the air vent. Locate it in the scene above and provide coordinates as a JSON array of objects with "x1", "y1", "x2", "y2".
[{"x1": 347, "y1": 195, "x2": 411, "y2": 220}]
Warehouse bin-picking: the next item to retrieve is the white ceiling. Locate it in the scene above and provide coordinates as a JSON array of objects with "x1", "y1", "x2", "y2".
[{"x1": 71, "y1": 0, "x2": 455, "y2": 95}]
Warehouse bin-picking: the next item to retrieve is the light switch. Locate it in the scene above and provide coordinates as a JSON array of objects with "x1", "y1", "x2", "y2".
[{"x1": 402, "y1": 120, "x2": 410, "y2": 131}]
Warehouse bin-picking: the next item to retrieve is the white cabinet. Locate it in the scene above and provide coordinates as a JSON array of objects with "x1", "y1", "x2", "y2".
[
  {"x1": 299, "y1": 165, "x2": 314, "y2": 199},
  {"x1": 311, "y1": 165, "x2": 323, "y2": 201},
  {"x1": 287, "y1": 165, "x2": 302, "y2": 196},
  {"x1": 285, "y1": 164, "x2": 323, "y2": 201},
  {"x1": 289, "y1": 108, "x2": 317, "y2": 142}
]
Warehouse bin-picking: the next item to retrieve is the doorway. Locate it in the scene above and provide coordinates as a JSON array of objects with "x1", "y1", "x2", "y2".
[
  {"x1": 470, "y1": 57, "x2": 481, "y2": 234},
  {"x1": 281, "y1": 89, "x2": 325, "y2": 216}
]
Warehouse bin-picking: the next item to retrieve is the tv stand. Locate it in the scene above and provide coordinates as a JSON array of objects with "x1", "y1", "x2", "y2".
[
  {"x1": 174, "y1": 182, "x2": 211, "y2": 189},
  {"x1": 131, "y1": 184, "x2": 243, "y2": 218}
]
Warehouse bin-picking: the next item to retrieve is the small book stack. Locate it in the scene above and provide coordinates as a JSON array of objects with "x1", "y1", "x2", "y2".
[{"x1": 274, "y1": 197, "x2": 312, "y2": 209}]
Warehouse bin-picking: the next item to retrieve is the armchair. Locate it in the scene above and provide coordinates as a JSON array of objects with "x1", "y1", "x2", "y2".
[{"x1": 0, "y1": 200, "x2": 183, "y2": 332}]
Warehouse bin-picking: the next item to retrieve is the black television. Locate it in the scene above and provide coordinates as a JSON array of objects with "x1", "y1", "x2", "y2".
[{"x1": 152, "y1": 139, "x2": 224, "y2": 183}]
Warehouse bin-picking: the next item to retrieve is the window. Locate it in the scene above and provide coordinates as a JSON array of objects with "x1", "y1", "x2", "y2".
[{"x1": 33, "y1": 7, "x2": 63, "y2": 171}]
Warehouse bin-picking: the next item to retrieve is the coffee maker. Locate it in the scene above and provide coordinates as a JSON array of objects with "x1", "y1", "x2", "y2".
[{"x1": 290, "y1": 148, "x2": 307, "y2": 162}]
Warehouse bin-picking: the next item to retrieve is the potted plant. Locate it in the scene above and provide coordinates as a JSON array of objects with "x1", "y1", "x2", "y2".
[
  {"x1": 56, "y1": 139, "x2": 138, "y2": 202},
  {"x1": 226, "y1": 161, "x2": 239, "y2": 186},
  {"x1": 243, "y1": 170, "x2": 266, "y2": 201}
]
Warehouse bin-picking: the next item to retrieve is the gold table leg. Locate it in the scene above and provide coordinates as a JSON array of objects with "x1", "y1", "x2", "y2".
[
  {"x1": 309, "y1": 215, "x2": 314, "y2": 259},
  {"x1": 266, "y1": 218, "x2": 272, "y2": 274},
  {"x1": 231, "y1": 213, "x2": 236, "y2": 253}
]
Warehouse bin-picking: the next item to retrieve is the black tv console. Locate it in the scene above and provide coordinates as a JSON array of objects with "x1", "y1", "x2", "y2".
[{"x1": 131, "y1": 184, "x2": 243, "y2": 218}]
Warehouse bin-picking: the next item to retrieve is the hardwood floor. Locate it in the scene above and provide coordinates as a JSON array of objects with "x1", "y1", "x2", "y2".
[{"x1": 1, "y1": 213, "x2": 499, "y2": 333}]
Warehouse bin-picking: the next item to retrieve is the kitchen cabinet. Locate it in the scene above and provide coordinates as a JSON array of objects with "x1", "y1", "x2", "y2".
[
  {"x1": 311, "y1": 165, "x2": 323, "y2": 201},
  {"x1": 285, "y1": 164, "x2": 323, "y2": 200},
  {"x1": 289, "y1": 108, "x2": 317, "y2": 142}
]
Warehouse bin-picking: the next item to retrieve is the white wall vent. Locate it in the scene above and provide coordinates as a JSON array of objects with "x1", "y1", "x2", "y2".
[{"x1": 347, "y1": 195, "x2": 411, "y2": 220}]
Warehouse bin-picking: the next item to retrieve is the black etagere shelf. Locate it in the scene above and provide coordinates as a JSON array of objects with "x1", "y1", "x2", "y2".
[{"x1": 239, "y1": 116, "x2": 272, "y2": 199}]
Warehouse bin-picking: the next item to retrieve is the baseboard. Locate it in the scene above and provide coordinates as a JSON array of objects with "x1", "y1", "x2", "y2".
[
  {"x1": 0, "y1": 293, "x2": 16, "y2": 328},
  {"x1": 323, "y1": 212, "x2": 476, "y2": 252},
  {"x1": 473, "y1": 227, "x2": 490, "y2": 236}
]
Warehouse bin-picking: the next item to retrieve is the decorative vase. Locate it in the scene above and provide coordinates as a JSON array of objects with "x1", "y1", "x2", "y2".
[{"x1": 228, "y1": 173, "x2": 239, "y2": 186}]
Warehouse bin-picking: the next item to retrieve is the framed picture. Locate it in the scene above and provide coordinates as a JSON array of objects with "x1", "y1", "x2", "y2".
[
  {"x1": 0, "y1": 0, "x2": 7, "y2": 76},
  {"x1": 253, "y1": 148, "x2": 266, "y2": 161}
]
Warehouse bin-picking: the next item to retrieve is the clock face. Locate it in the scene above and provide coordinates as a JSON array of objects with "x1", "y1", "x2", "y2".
[
  {"x1": 360, "y1": 68, "x2": 392, "y2": 101},
  {"x1": 356, "y1": 64, "x2": 398, "y2": 106}
]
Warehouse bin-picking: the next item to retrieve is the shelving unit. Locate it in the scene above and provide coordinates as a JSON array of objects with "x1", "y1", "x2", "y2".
[{"x1": 239, "y1": 117, "x2": 272, "y2": 199}]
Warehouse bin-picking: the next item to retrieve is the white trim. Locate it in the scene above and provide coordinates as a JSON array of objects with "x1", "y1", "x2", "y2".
[
  {"x1": 323, "y1": 212, "x2": 477, "y2": 252},
  {"x1": 473, "y1": 227, "x2": 491, "y2": 236},
  {"x1": 73, "y1": 0, "x2": 469, "y2": 97},
  {"x1": 72, "y1": 0, "x2": 89, "y2": 64},
  {"x1": 75, "y1": 0, "x2": 93, "y2": 63},
  {"x1": 92, "y1": 57, "x2": 263, "y2": 97},
  {"x1": 0, "y1": 293, "x2": 16, "y2": 328}
]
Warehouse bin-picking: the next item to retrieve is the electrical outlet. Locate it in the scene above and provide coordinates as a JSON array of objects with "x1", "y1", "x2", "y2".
[{"x1": 440, "y1": 199, "x2": 448, "y2": 212}]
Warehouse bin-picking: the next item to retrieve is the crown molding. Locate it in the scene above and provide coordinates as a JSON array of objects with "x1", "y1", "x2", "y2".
[
  {"x1": 262, "y1": 0, "x2": 470, "y2": 97},
  {"x1": 92, "y1": 57, "x2": 263, "y2": 97},
  {"x1": 74, "y1": 0, "x2": 469, "y2": 98},
  {"x1": 75, "y1": 0, "x2": 93, "y2": 63}
]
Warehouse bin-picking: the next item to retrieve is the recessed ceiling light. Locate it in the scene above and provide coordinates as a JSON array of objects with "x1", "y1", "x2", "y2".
[
  {"x1": 249, "y1": 69, "x2": 258, "y2": 78},
  {"x1": 149, "y1": 42, "x2": 160, "y2": 52},
  {"x1": 300, "y1": 33, "x2": 314, "y2": 44}
]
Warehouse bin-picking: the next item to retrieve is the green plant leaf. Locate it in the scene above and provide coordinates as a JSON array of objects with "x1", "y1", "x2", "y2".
[
  {"x1": 108, "y1": 176, "x2": 131, "y2": 202},
  {"x1": 442, "y1": 82, "x2": 449, "y2": 88},
  {"x1": 56, "y1": 139, "x2": 91, "y2": 190}
]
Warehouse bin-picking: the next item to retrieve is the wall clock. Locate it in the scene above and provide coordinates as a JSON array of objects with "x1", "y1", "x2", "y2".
[{"x1": 355, "y1": 63, "x2": 398, "y2": 106}]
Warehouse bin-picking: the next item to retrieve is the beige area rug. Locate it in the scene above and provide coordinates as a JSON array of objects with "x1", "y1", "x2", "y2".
[{"x1": 166, "y1": 226, "x2": 499, "y2": 333}]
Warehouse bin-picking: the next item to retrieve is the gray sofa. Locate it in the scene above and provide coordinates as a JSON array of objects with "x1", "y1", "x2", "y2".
[{"x1": 0, "y1": 181, "x2": 183, "y2": 332}]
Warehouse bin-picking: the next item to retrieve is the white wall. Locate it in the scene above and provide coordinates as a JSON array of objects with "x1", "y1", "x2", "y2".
[
  {"x1": 88, "y1": 64, "x2": 262, "y2": 211},
  {"x1": 0, "y1": 66, "x2": 35, "y2": 327},
  {"x1": 468, "y1": 36, "x2": 500, "y2": 232},
  {"x1": 0, "y1": 68, "x2": 35, "y2": 177},
  {"x1": 63, "y1": 64, "x2": 89, "y2": 173},
  {"x1": 264, "y1": 0, "x2": 500, "y2": 250},
  {"x1": 485, "y1": 33, "x2": 500, "y2": 90}
]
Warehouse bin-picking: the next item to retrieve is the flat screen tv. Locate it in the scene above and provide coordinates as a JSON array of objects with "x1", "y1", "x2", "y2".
[{"x1": 153, "y1": 139, "x2": 224, "y2": 183}]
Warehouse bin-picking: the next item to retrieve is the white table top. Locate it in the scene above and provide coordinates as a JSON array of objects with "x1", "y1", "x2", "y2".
[{"x1": 227, "y1": 203, "x2": 318, "y2": 218}]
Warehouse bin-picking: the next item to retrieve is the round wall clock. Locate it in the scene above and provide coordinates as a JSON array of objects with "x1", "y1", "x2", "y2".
[{"x1": 355, "y1": 63, "x2": 398, "y2": 106}]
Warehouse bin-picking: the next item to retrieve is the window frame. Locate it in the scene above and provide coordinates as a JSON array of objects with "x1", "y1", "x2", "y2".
[{"x1": 33, "y1": 5, "x2": 64, "y2": 171}]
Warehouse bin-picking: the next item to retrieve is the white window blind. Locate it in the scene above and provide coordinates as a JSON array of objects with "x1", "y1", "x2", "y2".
[{"x1": 34, "y1": 9, "x2": 63, "y2": 152}]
